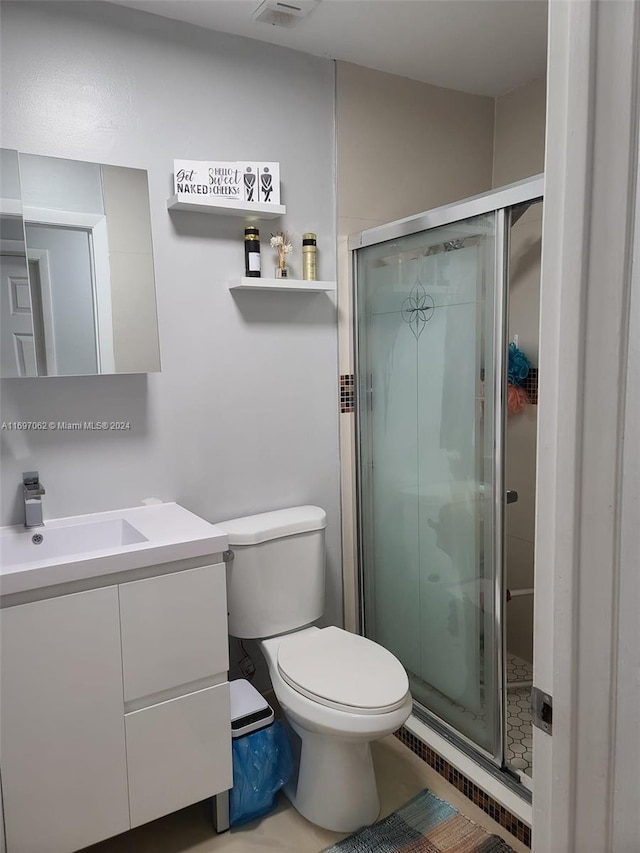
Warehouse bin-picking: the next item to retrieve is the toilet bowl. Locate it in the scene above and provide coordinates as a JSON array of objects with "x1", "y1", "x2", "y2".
[
  {"x1": 215, "y1": 506, "x2": 412, "y2": 832},
  {"x1": 261, "y1": 627, "x2": 412, "y2": 831}
]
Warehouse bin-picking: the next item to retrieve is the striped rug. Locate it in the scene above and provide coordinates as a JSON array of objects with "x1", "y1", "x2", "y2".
[{"x1": 322, "y1": 789, "x2": 514, "y2": 853}]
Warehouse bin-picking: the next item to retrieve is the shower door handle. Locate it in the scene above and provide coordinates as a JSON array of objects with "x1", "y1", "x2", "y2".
[{"x1": 506, "y1": 490, "x2": 519, "y2": 504}]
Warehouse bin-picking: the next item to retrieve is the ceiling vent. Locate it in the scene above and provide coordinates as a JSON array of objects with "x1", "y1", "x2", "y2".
[{"x1": 252, "y1": 0, "x2": 319, "y2": 29}]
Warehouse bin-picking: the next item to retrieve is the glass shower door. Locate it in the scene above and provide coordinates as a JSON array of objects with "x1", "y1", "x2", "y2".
[{"x1": 356, "y1": 211, "x2": 504, "y2": 759}]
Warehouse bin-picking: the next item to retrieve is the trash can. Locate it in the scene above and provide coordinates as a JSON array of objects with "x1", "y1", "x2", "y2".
[{"x1": 228, "y1": 679, "x2": 292, "y2": 827}]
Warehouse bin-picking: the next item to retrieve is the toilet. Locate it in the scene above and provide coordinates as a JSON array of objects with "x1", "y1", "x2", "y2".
[{"x1": 216, "y1": 505, "x2": 412, "y2": 833}]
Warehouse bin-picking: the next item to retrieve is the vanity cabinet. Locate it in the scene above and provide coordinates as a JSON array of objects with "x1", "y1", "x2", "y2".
[
  {"x1": 0, "y1": 561, "x2": 232, "y2": 853},
  {"x1": 0, "y1": 587, "x2": 130, "y2": 853}
]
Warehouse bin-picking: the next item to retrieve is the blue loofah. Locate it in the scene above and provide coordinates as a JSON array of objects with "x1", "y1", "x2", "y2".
[{"x1": 508, "y1": 342, "x2": 531, "y2": 386}]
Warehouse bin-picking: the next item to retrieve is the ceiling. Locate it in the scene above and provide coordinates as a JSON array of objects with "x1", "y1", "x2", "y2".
[{"x1": 110, "y1": 0, "x2": 548, "y2": 97}]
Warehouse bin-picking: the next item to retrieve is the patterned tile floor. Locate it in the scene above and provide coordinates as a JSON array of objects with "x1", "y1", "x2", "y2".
[
  {"x1": 506, "y1": 653, "x2": 533, "y2": 686},
  {"x1": 410, "y1": 653, "x2": 534, "y2": 780},
  {"x1": 506, "y1": 653, "x2": 533, "y2": 778}
]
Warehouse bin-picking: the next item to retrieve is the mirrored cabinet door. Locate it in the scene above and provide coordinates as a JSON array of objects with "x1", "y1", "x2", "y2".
[
  {"x1": 0, "y1": 149, "x2": 35, "y2": 377},
  {"x1": 0, "y1": 149, "x2": 161, "y2": 377}
]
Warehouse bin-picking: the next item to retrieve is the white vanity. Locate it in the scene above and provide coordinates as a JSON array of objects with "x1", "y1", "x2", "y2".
[{"x1": 0, "y1": 503, "x2": 231, "y2": 853}]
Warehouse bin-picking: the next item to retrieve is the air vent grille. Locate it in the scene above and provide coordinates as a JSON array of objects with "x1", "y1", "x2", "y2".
[{"x1": 252, "y1": 0, "x2": 319, "y2": 29}]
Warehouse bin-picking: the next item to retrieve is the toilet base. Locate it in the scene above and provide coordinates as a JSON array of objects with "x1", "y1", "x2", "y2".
[{"x1": 284, "y1": 719, "x2": 380, "y2": 833}]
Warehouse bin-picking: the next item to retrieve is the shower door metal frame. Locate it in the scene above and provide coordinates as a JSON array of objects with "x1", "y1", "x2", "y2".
[{"x1": 350, "y1": 174, "x2": 544, "y2": 774}]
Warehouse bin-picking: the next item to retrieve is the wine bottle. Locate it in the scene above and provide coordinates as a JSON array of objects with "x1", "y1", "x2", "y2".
[{"x1": 244, "y1": 226, "x2": 261, "y2": 277}]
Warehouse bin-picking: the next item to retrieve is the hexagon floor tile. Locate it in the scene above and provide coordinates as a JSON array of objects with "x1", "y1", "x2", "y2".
[
  {"x1": 506, "y1": 652, "x2": 533, "y2": 684},
  {"x1": 506, "y1": 685, "x2": 533, "y2": 777},
  {"x1": 411, "y1": 653, "x2": 534, "y2": 779}
]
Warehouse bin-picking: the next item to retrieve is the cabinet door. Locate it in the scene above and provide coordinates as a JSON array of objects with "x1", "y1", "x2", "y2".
[
  {"x1": 125, "y1": 683, "x2": 232, "y2": 827},
  {"x1": 0, "y1": 587, "x2": 129, "y2": 853},
  {"x1": 119, "y1": 563, "x2": 228, "y2": 701}
]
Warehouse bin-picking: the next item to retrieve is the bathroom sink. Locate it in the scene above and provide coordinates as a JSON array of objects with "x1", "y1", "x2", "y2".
[
  {"x1": 0, "y1": 503, "x2": 228, "y2": 596},
  {"x1": 2, "y1": 518, "x2": 148, "y2": 567}
]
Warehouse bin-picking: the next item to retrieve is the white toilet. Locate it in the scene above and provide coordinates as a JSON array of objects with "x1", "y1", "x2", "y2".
[{"x1": 216, "y1": 505, "x2": 412, "y2": 833}]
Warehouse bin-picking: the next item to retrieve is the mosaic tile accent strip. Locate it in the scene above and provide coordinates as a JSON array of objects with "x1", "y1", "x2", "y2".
[
  {"x1": 395, "y1": 727, "x2": 531, "y2": 848},
  {"x1": 340, "y1": 374, "x2": 355, "y2": 413},
  {"x1": 523, "y1": 367, "x2": 538, "y2": 405}
]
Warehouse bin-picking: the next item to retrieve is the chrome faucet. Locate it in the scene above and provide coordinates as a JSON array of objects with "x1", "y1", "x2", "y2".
[{"x1": 23, "y1": 471, "x2": 45, "y2": 528}]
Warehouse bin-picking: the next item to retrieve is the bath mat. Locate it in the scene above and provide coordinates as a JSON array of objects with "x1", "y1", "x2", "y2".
[{"x1": 322, "y1": 788, "x2": 514, "y2": 852}]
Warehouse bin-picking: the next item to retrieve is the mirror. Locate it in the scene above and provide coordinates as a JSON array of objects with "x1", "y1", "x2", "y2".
[
  {"x1": 0, "y1": 150, "x2": 161, "y2": 377},
  {"x1": 0, "y1": 150, "x2": 34, "y2": 377}
]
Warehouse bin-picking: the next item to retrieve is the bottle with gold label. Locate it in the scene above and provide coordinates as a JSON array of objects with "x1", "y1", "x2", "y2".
[
  {"x1": 244, "y1": 226, "x2": 261, "y2": 277},
  {"x1": 302, "y1": 232, "x2": 317, "y2": 281}
]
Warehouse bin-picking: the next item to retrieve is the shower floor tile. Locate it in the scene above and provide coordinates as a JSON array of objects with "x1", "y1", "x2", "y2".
[
  {"x1": 506, "y1": 686, "x2": 533, "y2": 778},
  {"x1": 410, "y1": 654, "x2": 534, "y2": 780},
  {"x1": 506, "y1": 653, "x2": 533, "y2": 685}
]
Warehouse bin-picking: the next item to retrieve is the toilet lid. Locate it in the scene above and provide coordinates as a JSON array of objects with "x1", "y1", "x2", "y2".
[{"x1": 277, "y1": 627, "x2": 410, "y2": 714}]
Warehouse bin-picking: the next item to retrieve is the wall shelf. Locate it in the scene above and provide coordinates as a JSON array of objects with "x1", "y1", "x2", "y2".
[
  {"x1": 229, "y1": 277, "x2": 336, "y2": 293},
  {"x1": 167, "y1": 194, "x2": 285, "y2": 220}
]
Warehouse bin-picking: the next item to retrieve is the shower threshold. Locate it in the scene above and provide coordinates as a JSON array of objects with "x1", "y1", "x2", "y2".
[
  {"x1": 409, "y1": 676, "x2": 533, "y2": 802},
  {"x1": 404, "y1": 708, "x2": 532, "y2": 829}
]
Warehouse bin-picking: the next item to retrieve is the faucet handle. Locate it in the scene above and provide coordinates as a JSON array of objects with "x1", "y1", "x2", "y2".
[{"x1": 23, "y1": 471, "x2": 45, "y2": 494}]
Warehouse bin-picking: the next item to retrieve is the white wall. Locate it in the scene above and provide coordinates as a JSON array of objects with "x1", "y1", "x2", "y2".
[
  {"x1": 0, "y1": 3, "x2": 342, "y2": 628},
  {"x1": 492, "y1": 78, "x2": 546, "y2": 188}
]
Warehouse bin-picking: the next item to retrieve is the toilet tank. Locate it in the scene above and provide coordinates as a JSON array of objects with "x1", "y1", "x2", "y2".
[{"x1": 216, "y1": 506, "x2": 327, "y2": 639}]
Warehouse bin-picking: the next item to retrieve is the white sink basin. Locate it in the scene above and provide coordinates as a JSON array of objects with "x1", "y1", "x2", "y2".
[
  {"x1": 0, "y1": 503, "x2": 228, "y2": 596},
  {"x1": 2, "y1": 518, "x2": 148, "y2": 567}
]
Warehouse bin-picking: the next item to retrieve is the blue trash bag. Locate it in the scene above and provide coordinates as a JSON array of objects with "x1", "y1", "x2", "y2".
[{"x1": 229, "y1": 721, "x2": 293, "y2": 826}]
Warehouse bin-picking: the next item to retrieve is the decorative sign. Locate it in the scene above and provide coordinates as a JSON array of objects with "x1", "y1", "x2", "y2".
[{"x1": 174, "y1": 160, "x2": 280, "y2": 205}]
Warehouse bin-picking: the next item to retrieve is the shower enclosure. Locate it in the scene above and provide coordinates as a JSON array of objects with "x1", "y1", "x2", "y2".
[{"x1": 350, "y1": 176, "x2": 543, "y2": 776}]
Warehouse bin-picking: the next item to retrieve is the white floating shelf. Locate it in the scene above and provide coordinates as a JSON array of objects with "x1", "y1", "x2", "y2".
[
  {"x1": 167, "y1": 194, "x2": 285, "y2": 220},
  {"x1": 229, "y1": 277, "x2": 336, "y2": 293}
]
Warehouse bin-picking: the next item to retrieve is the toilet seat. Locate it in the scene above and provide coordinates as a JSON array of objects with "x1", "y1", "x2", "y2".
[{"x1": 277, "y1": 626, "x2": 410, "y2": 715}]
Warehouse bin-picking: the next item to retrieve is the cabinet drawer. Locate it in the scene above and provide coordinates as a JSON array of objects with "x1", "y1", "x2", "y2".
[
  {"x1": 125, "y1": 682, "x2": 232, "y2": 828},
  {"x1": 119, "y1": 563, "x2": 228, "y2": 701}
]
